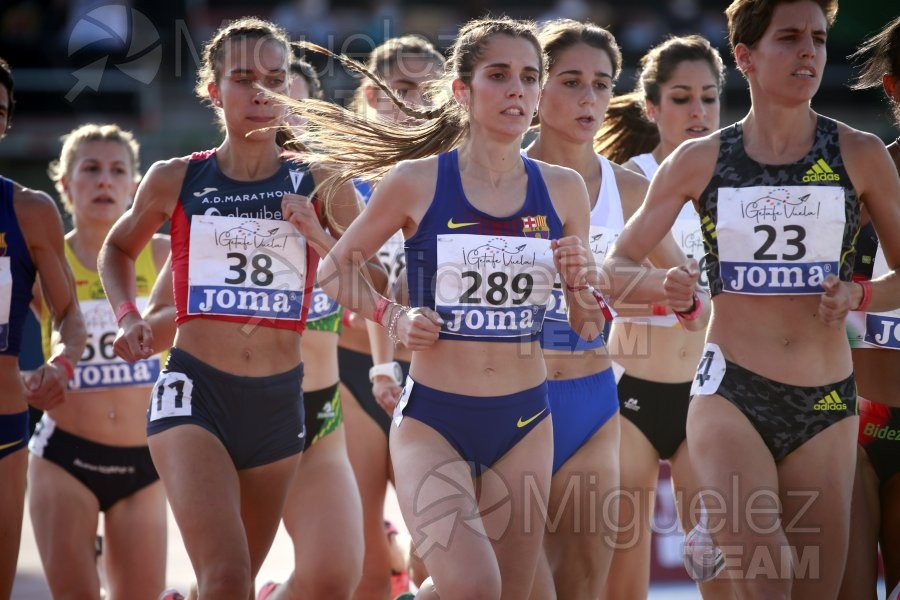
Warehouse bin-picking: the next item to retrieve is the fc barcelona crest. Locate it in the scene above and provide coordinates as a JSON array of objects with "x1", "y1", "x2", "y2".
[{"x1": 521, "y1": 215, "x2": 550, "y2": 237}]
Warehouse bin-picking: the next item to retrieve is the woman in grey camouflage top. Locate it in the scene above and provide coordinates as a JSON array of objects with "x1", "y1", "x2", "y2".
[{"x1": 603, "y1": 1, "x2": 900, "y2": 598}]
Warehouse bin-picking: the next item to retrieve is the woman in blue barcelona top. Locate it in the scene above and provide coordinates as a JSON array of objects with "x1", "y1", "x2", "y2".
[
  {"x1": 286, "y1": 17, "x2": 610, "y2": 599},
  {"x1": 0, "y1": 55, "x2": 86, "y2": 600}
]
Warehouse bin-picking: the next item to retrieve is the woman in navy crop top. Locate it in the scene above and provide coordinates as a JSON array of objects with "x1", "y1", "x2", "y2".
[
  {"x1": 99, "y1": 18, "x2": 366, "y2": 599},
  {"x1": 0, "y1": 56, "x2": 86, "y2": 599}
]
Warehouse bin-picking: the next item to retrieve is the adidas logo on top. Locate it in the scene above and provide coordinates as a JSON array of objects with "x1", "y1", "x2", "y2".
[
  {"x1": 802, "y1": 158, "x2": 840, "y2": 182},
  {"x1": 813, "y1": 390, "x2": 847, "y2": 411}
]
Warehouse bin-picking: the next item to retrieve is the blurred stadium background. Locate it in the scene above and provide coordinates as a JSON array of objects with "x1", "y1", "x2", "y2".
[
  {"x1": 1, "y1": 0, "x2": 898, "y2": 193},
  {"x1": 3, "y1": 0, "x2": 898, "y2": 597}
]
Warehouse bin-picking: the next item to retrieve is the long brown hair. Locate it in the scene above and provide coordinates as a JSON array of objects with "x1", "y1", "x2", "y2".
[
  {"x1": 595, "y1": 35, "x2": 724, "y2": 164},
  {"x1": 276, "y1": 58, "x2": 323, "y2": 150},
  {"x1": 850, "y1": 16, "x2": 900, "y2": 126},
  {"x1": 0, "y1": 56, "x2": 13, "y2": 135},
  {"x1": 594, "y1": 92, "x2": 660, "y2": 164},
  {"x1": 539, "y1": 19, "x2": 621, "y2": 79},
  {"x1": 281, "y1": 17, "x2": 545, "y2": 198}
]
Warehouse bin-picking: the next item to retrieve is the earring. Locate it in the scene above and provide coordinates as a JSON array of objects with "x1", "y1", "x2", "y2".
[{"x1": 533, "y1": 108, "x2": 538, "y2": 118}]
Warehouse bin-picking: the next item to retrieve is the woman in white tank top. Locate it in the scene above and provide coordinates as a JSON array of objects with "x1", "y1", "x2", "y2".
[{"x1": 596, "y1": 34, "x2": 731, "y2": 599}]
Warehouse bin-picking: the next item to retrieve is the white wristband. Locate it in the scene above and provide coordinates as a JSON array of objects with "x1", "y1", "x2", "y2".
[{"x1": 369, "y1": 361, "x2": 403, "y2": 385}]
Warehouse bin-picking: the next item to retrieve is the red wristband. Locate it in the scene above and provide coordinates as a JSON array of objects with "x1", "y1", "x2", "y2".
[
  {"x1": 115, "y1": 300, "x2": 139, "y2": 325},
  {"x1": 674, "y1": 291, "x2": 702, "y2": 324},
  {"x1": 566, "y1": 283, "x2": 589, "y2": 292},
  {"x1": 50, "y1": 354, "x2": 74, "y2": 381},
  {"x1": 855, "y1": 280, "x2": 873, "y2": 312},
  {"x1": 373, "y1": 297, "x2": 391, "y2": 326},
  {"x1": 590, "y1": 287, "x2": 616, "y2": 321},
  {"x1": 651, "y1": 303, "x2": 669, "y2": 316}
]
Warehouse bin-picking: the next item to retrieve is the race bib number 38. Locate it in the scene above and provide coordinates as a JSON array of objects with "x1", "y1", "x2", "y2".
[
  {"x1": 188, "y1": 216, "x2": 306, "y2": 319},
  {"x1": 716, "y1": 186, "x2": 845, "y2": 294},
  {"x1": 434, "y1": 234, "x2": 555, "y2": 337}
]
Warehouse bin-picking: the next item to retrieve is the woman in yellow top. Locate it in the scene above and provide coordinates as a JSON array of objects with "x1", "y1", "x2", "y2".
[{"x1": 28, "y1": 123, "x2": 169, "y2": 600}]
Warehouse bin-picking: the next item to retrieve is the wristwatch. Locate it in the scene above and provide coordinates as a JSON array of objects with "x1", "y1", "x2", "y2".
[{"x1": 369, "y1": 361, "x2": 403, "y2": 385}]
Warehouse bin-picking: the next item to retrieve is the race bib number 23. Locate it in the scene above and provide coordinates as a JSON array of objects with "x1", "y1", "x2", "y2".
[{"x1": 716, "y1": 186, "x2": 845, "y2": 295}]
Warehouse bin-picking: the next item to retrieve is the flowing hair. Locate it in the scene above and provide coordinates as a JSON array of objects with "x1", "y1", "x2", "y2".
[
  {"x1": 849, "y1": 16, "x2": 900, "y2": 126},
  {"x1": 279, "y1": 17, "x2": 544, "y2": 200},
  {"x1": 594, "y1": 92, "x2": 659, "y2": 163},
  {"x1": 0, "y1": 56, "x2": 13, "y2": 134}
]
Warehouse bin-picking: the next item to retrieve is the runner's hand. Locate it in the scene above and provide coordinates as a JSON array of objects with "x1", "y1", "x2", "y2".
[
  {"x1": 24, "y1": 363, "x2": 68, "y2": 410},
  {"x1": 664, "y1": 259, "x2": 701, "y2": 312},
  {"x1": 397, "y1": 307, "x2": 442, "y2": 351},
  {"x1": 552, "y1": 236, "x2": 591, "y2": 289},
  {"x1": 114, "y1": 314, "x2": 154, "y2": 362},
  {"x1": 373, "y1": 377, "x2": 403, "y2": 414},
  {"x1": 818, "y1": 274, "x2": 851, "y2": 327}
]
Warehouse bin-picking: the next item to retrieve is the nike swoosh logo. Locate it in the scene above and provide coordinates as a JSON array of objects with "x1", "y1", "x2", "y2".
[
  {"x1": 516, "y1": 409, "x2": 546, "y2": 428},
  {"x1": 447, "y1": 219, "x2": 479, "y2": 229},
  {"x1": 0, "y1": 439, "x2": 23, "y2": 452},
  {"x1": 193, "y1": 187, "x2": 218, "y2": 197}
]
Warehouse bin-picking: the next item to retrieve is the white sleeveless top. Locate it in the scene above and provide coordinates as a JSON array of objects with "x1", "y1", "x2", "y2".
[
  {"x1": 630, "y1": 152, "x2": 659, "y2": 179},
  {"x1": 543, "y1": 155, "x2": 624, "y2": 328},
  {"x1": 623, "y1": 152, "x2": 707, "y2": 327}
]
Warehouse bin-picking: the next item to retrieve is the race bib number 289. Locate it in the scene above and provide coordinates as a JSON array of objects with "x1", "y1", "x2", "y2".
[
  {"x1": 434, "y1": 234, "x2": 555, "y2": 337},
  {"x1": 187, "y1": 216, "x2": 307, "y2": 319}
]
